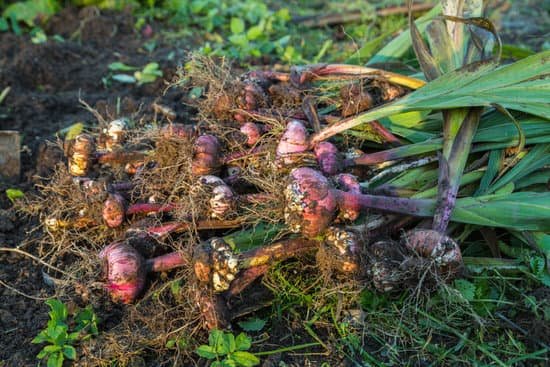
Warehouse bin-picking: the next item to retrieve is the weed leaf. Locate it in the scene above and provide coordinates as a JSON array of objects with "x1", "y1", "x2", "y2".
[
  {"x1": 46, "y1": 352, "x2": 63, "y2": 367},
  {"x1": 235, "y1": 332, "x2": 252, "y2": 351},
  {"x1": 454, "y1": 279, "x2": 476, "y2": 301},
  {"x1": 46, "y1": 299, "x2": 68, "y2": 325},
  {"x1": 232, "y1": 351, "x2": 260, "y2": 367},
  {"x1": 230, "y1": 18, "x2": 245, "y2": 34},
  {"x1": 196, "y1": 345, "x2": 217, "y2": 359},
  {"x1": 5, "y1": 188, "x2": 24, "y2": 203},
  {"x1": 238, "y1": 318, "x2": 266, "y2": 332},
  {"x1": 62, "y1": 345, "x2": 76, "y2": 360}
]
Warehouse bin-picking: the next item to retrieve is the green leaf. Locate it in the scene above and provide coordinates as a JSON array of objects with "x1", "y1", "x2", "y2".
[
  {"x1": 451, "y1": 192, "x2": 550, "y2": 231},
  {"x1": 539, "y1": 274, "x2": 550, "y2": 287},
  {"x1": 502, "y1": 44, "x2": 535, "y2": 59},
  {"x1": 368, "y1": 4, "x2": 441, "y2": 65},
  {"x1": 230, "y1": 17, "x2": 245, "y2": 34},
  {"x1": 37, "y1": 347, "x2": 49, "y2": 359},
  {"x1": 0, "y1": 17, "x2": 9, "y2": 32},
  {"x1": 454, "y1": 279, "x2": 476, "y2": 301},
  {"x1": 235, "y1": 333, "x2": 252, "y2": 351},
  {"x1": 46, "y1": 352, "x2": 63, "y2": 367},
  {"x1": 529, "y1": 256, "x2": 546, "y2": 277},
  {"x1": 134, "y1": 72, "x2": 157, "y2": 85},
  {"x1": 313, "y1": 51, "x2": 550, "y2": 144},
  {"x1": 112, "y1": 74, "x2": 136, "y2": 84},
  {"x1": 228, "y1": 34, "x2": 248, "y2": 47},
  {"x1": 59, "y1": 122, "x2": 85, "y2": 141},
  {"x1": 75, "y1": 305, "x2": 98, "y2": 335},
  {"x1": 474, "y1": 149, "x2": 503, "y2": 196},
  {"x1": 238, "y1": 318, "x2": 266, "y2": 332},
  {"x1": 68, "y1": 331, "x2": 81, "y2": 342},
  {"x1": 493, "y1": 182, "x2": 514, "y2": 195},
  {"x1": 170, "y1": 280, "x2": 181, "y2": 297},
  {"x1": 50, "y1": 325, "x2": 68, "y2": 345},
  {"x1": 32, "y1": 330, "x2": 50, "y2": 344},
  {"x1": 2, "y1": 0, "x2": 59, "y2": 26},
  {"x1": 487, "y1": 144, "x2": 550, "y2": 194},
  {"x1": 188, "y1": 86, "x2": 203, "y2": 99},
  {"x1": 108, "y1": 62, "x2": 137, "y2": 71},
  {"x1": 209, "y1": 330, "x2": 229, "y2": 355},
  {"x1": 141, "y1": 62, "x2": 162, "y2": 75},
  {"x1": 5, "y1": 188, "x2": 24, "y2": 203},
  {"x1": 43, "y1": 345, "x2": 62, "y2": 353},
  {"x1": 223, "y1": 223, "x2": 283, "y2": 252},
  {"x1": 346, "y1": 28, "x2": 398, "y2": 65},
  {"x1": 46, "y1": 299, "x2": 68, "y2": 324},
  {"x1": 232, "y1": 351, "x2": 260, "y2": 367},
  {"x1": 246, "y1": 25, "x2": 263, "y2": 40},
  {"x1": 514, "y1": 170, "x2": 550, "y2": 190},
  {"x1": 62, "y1": 345, "x2": 76, "y2": 360},
  {"x1": 165, "y1": 339, "x2": 176, "y2": 349},
  {"x1": 196, "y1": 345, "x2": 217, "y2": 359},
  {"x1": 224, "y1": 332, "x2": 236, "y2": 353},
  {"x1": 222, "y1": 358, "x2": 237, "y2": 367},
  {"x1": 530, "y1": 232, "x2": 550, "y2": 260}
]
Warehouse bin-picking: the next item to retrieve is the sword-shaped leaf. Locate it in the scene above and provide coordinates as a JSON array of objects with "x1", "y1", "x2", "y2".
[{"x1": 311, "y1": 51, "x2": 550, "y2": 145}]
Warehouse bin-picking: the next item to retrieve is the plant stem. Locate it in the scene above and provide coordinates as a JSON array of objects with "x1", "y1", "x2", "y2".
[
  {"x1": 146, "y1": 252, "x2": 189, "y2": 272},
  {"x1": 144, "y1": 219, "x2": 245, "y2": 237},
  {"x1": 126, "y1": 202, "x2": 177, "y2": 215},
  {"x1": 96, "y1": 150, "x2": 147, "y2": 164},
  {"x1": 225, "y1": 264, "x2": 269, "y2": 297},
  {"x1": 238, "y1": 238, "x2": 318, "y2": 269},
  {"x1": 433, "y1": 107, "x2": 482, "y2": 233},
  {"x1": 254, "y1": 342, "x2": 322, "y2": 356},
  {"x1": 336, "y1": 190, "x2": 435, "y2": 218},
  {"x1": 291, "y1": 64, "x2": 426, "y2": 90}
]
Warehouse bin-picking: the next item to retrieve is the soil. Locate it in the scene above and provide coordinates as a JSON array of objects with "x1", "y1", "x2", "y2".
[
  {"x1": 0, "y1": 2, "x2": 548, "y2": 366},
  {"x1": 0, "y1": 7, "x2": 192, "y2": 366}
]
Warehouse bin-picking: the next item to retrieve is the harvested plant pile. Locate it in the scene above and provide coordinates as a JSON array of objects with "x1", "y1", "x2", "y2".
[{"x1": 16, "y1": 3, "x2": 550, "y2": 365}]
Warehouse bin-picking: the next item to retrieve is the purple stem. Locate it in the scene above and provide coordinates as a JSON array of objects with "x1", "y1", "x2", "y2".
[
  {"x1": 145, "y1": 252, "x2": 189, "y2": 272},
  {"x1": 334, "y1": 190, "x2": 435, "y2": 218}
]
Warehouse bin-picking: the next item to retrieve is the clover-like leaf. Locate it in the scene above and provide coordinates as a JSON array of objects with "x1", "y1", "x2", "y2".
[
  {"x1": 232, "y1": 351, "x2": 260, "y2": 367},
  {"x1": 196, "y1": 345, "x2": 217, "y2": 359}
]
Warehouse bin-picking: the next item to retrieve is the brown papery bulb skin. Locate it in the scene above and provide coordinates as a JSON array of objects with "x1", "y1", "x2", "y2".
[
  {"x1": 199, "y1": 175, "x2": 236, "y2": 219},
  {"x1": 276, "y1": 120, "x2": 310, "y2": 166},
  {"x1": 69, "y1": 134, "x2": 95, "y2": 177},
  {"x1": 340, "y1": 83, "x2": 373, "y2": 117},
  {"x1": 160, "y1": 123, "x2": 196, "y2": 140},
  {"x1": 99, "y1": 241, "x2": 146, "y2": 304},
  {"x1": 239, "y1": 83, "x2": 265, "y2": 111},
  {"x1": 403, "y1": 229, "x2": 463, "y2": 276},
  {"x1": 335, "y1": 174, "x2": 361, "y2": 221},
  {"x1": 105, "y1": 118, "x2": 128, "y2": 151},
  {"x1": 284, "y1": 167, "x2": 338, "y2": 238},
  {"x1": 240, "y1": 122, "x2": 262, "y2": 146},
  {"x1": 323, "y1": 226, "x2": 361, "y2": 273},
  {"x1": 314, "y1": 142, "x2": 342, "y2": 176},
  {"x1": 102, "y1": 193, "x2": 126, "y2": 228},
  {"x1": 192, "y1": 135, "x2": 221, "y2": 176}
]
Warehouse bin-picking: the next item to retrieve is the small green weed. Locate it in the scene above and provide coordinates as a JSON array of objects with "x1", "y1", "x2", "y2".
[
  {"x1": 104, "y1": 61, "x2": 163, "y2": 87},
  {"x1": 32, "y1": 299, "x2": 99, "y2": 367},
  {"x1": 5, "y1": 188, "x2": 24, "y2": 203},
  {"x1": 154, "y1": 0, "x2": 295, "y2": 62},
  {"x1": 1, "y1": 0, "x2": 59, "y2": 34},
  {"x1": 196, "y1": 329, "x2": 260, "y2": 367}
]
